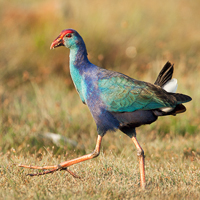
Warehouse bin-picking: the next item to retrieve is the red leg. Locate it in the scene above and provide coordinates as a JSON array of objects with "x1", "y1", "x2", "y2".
[
  {"x1": 131, "y1": 136, "x2": 146, "y2": 189},
  {"x1": 19, "y1": 135, "x2": 102, "y2": 177}
]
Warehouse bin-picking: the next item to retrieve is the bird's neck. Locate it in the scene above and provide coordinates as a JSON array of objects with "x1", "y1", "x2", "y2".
[
  {"x1": 69, "y1": 44, "x2": 89, "y2": 68},
  {"x1": 69, "y1": 45, "x2": 90, "y2": 103}
]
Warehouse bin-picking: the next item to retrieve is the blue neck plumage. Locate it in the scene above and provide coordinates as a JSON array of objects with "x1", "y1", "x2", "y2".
[
  {"x1": 69, "y1": 42, "x2": 89, "y2": 103},
  {"x1": 69, "y1": 41, "x2": 89, "y2": 67}
]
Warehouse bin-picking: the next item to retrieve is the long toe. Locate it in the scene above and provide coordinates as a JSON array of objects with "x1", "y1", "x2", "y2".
[
  {"x1": 61, "y1": 167, "x2": 81, "y2": 179},
  {"x1": 18, "y1": 164, "x2": 58, "y2": 170},
  {"x1": 26, "y1": 168, "x2": 59, "y2": 176}
]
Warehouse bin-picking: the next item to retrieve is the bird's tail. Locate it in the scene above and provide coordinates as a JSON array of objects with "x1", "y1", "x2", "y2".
[
  {"x1": 170, "y1": 92, "x2": 192, "y2": 104},
  {"x1": 154, "y1": 61, "x2": 174, "y2": 87},
  {"x1": 153, "y1": 62, "x2": 192, "y2": 115}
]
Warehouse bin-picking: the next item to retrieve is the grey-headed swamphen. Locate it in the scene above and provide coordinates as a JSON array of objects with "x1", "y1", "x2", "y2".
[{"x1": 19, "y1": 29, "x2": 192, "y2": 189}]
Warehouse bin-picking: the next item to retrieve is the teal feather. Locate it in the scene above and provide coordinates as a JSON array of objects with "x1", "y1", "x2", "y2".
[{"x1": 98, "y1": 74, "x2": 176, "y2": 112}]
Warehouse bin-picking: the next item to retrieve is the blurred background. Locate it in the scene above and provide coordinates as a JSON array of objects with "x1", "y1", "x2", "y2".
[{"x1": 0, "y1": 0, "x2": 199, "y2": 155}]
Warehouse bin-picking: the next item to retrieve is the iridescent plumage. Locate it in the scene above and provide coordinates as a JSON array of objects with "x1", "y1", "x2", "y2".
[{"x1": 19, "y1": 29, "x2": 192, "y2": 189}]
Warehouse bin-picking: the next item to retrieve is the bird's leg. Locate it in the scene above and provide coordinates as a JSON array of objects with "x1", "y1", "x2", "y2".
[
  {"x1": 131, "y1": 136, "x2": 145, "y2": 189},
  {"x1": 19, "y1": 135, "x2": 102, "y2": 177}
]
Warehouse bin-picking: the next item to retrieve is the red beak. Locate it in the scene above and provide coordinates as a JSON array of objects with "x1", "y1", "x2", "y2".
[{"x1": 50, "y1": 36, "x2": 64, "y2": 49}]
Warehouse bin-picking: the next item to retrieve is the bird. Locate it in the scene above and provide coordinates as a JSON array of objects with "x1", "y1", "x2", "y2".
[{"x1": 19, "y1": 29, "x2": 192, "y2": 189}]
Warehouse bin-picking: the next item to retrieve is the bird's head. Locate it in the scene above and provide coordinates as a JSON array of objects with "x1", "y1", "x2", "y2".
[{"x1": 50, "y1": 29, "x2": 84, "y2": 50}]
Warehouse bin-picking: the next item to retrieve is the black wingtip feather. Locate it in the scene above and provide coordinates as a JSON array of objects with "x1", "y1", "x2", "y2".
[
  {"x1": 171, "y1": 93, "x2": 192, "y2": 104},
  {"x1": 154, "y1": 61, "x2": 174, "y2": 87}
]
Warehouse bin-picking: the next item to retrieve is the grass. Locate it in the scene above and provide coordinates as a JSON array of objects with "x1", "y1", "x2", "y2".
[
  {"x1": 0, "y1": 0, "x2": 200, "y2": 199},
  {"x1": 1, "y1": 136, "x2": 200, "y2": 199}
]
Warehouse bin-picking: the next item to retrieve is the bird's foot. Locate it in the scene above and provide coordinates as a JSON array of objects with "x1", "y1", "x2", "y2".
[
  {"x1": 18, "y1": 136, "x2": 102, "y2": 179},
  {"x1": 18, "y1": 164, "x2": 81, "y2": 178}
]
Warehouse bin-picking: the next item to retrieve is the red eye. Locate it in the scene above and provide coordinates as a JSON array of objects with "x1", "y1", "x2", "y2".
[{"x1": 65, "y1": 33, "x2": 72, "y2": 38}]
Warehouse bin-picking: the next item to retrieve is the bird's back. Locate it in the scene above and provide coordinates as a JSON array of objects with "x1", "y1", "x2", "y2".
[{"x1": 80, "y1": 63, "x2": 191, "y2": 135}]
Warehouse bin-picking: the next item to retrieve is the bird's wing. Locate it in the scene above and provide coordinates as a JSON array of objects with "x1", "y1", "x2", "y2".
[{"x1": 98, "y1": 72, "x2": 176, "y2": 112}]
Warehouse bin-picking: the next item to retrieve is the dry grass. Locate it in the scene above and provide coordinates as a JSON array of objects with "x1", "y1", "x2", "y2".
[
  {"x1": 1, "y1": 135, "x2": 200, "y2": 199},
  {"x1": 0, "y1": 0, "x2": 200, "y2": 199}
]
